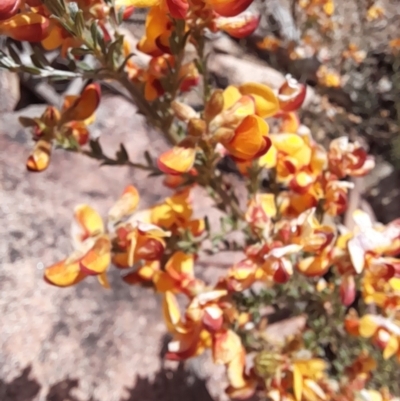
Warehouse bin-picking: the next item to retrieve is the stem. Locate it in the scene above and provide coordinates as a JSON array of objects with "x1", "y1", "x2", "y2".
[
  {"x1": 195, "y1": 32, "x2": 211, "y2": 104},
  {"x1": 159, "y1": 22, "x2": 189, "y2": 145}
]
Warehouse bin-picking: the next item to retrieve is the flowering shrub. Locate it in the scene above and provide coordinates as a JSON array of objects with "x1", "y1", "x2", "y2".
[{"x1": 1, "y1": 0, "x2": 400, "y2": 399}]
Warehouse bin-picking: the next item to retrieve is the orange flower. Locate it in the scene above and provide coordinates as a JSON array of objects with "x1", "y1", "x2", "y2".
[
  {"x1": 328, "y1": 136, "x2": 375, "y2": 178},
  {"x1": 245, "y1": 193, "x2": 277, "y2": 232},
  {"x1": 0, "y1": 12, "x2": 50, "y2": 42},
  {"x1": 223, "y1": 259, "x2": 259, "y2": 292},
  {"x1": 340, "y1": 273, "x2": 356, "y2": 306},
  {"x1": 26, "y1": 140, "x2": 52, "y2": 172},
  {"x1": 323, "y1": 176, "x2": 353, "y2": 216},
  {"x1": 215, "y1": 13, "x2": 260, "y2": 38},
  {"x1": 112, "y1": 222, "x2": 169, "y2": 268},
  {"x1": 262, "y1": 243, "x2": 303, "y2": 283},
  {"x1": 24, "y1": 84, "x2": 101, "y2": 172},
  {"x1": 179, "y1": 61, "x2": 200, "y2": 92},
  {"x1": 162, "y1": 290, "x2": 230, "y2": 360},
  {"x1": 106, "y1": 186, "x2": 171, "y2": 269},
  {"x1": 345, "y1": 313, "x2": 400, "y2": 360},
  {"x1": 108, "y1": 185, "x2": 140, "y2": 224},
  {"x1": 45, "y1": 205, "x2": 111, "y2": 288},
  {"x1": 41, "y1": 19, "x2": 82, "y2": 57},
  {"x1": 149, "y1": 188, "x2": 205, "y2": 237},
  {"x1": 346, "y1": 210, "x2": 398, "y2": 274},
  {"x1": 342, "y1": 43, "x2": 366, "y2": 64},
  {"x1": 278, "y1": 75, "x2": 307, "y2": 113},
  {"x1": 260, "y1": 132, "x2": 326, "y2": 189},
  {"x1": 213, "y1": 329, "x2": 249, "y2": 390},
  {"x1": 292, "y1": 358, "x2": 328, "y2": 401},
  {"x1": 154, "y1": 251, "x2": 203, "y2": 295},
  {"x1": 366, "y1": 5, "x2": 385, "y2": 21},
  {"x1": 276, "y1": 111, "x2": 301, "y2": 133},
  {"x1": 62, "y1": 121, "x2": 90, "y2": 146},
  {"x1": 257, "y1": 36, "x2": 281, "y2": 51},
  {"x1": 291, "y1": 208, "x2": 335, "y2": 254},
  {"x1": 61, "y1": 83, "x2": 101, "y2": 123},
  {"x1": 137, "y1": 5, "x2": 172, "y2": 56},
  {"x1": 345, "y1": 351, "x2": 376, "y2": 385},
  {"x1": 238, "y1": 82, "x2": 280, "y2": 118},
  {"x1": 157, "y1": 143, "x2": 197, "y2": 175},
  {"x1": 142, "y1": 56, "x2": 199, "y2": 100},
  {"x1": 389, "y1": 38, "x2": 400, "y2": 52},
  {"x1": 221, "y1": 115, "x2": 271, "y2": 161},
  {"x1": 316, "y1": 65, "x2": 341, "y2": 87}
]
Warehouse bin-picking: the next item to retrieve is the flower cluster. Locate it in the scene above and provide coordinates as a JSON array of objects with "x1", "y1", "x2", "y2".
[
  {"x1": 3, "y1": 0, "x2": 400, "y2": 399},
  {"x1": 22, "y1": 83, "x2": 101, "y2": 171}
]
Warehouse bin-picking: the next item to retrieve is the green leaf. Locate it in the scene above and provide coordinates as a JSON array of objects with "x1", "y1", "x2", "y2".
[
  {"x1": 21, "y1": 65, "x2": 41, "y2": 75},
  {"x1": 30, "y1": 54, "x2": 46, "y2": 69},
  {"x1": 70, "y1": 47, "x2": 93, "y2": 57},
  {"x1": 7, "y1": 44, "x2": 21, "y2": 65},
  {"x1": 106, "y1": 35, "x2": 124, "y2": 69},
  {"x1": 33, "y1": 46, "x2": 50, "y2": 67},
  {"x1": 0, "y1": 50, "x2": 18, "y2": 70},
  {"x1": 90, "y1": 21, "x2": 99, "y2": 48},
  {"x1": 88, "y1": 138, "x2": 104, "y2": 159},
  {"x1": 116, "y1": 6, "x2": 126, "y2": 25},
  {"x1": 116, "y1": 143, "x2": 129, "y2": 163},
  {"x1": 148, "y1": 171, "x2": 163, "y2": 177},
  {"x1": 118, "y1": 52, "x2": 135, "y2": 72},
  {"x1": 144, "y1": 150, "x2": 154, "y2": 166},
  {"x1": 204, "y1": 216, "x2": 210, "y2": 232},
  {"x1": 74, "y1": 10, "x2": 86, "y2": 38},
  {"x1": 43, "y1": 0, "x2": 66, "y2": 16},
  {"x1": 100, "y1": 160, "x2": 119, "y2": 166}
]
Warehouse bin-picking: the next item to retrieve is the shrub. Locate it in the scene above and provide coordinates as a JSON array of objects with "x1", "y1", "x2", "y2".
[{"x1": 1, "y1": 1, "x2": 400, "y2": 400}]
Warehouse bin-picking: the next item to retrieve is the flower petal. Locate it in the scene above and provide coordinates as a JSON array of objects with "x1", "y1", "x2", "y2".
[
  {"x1": 207, "y1": 0, "x2": 253, "y2": 17},
  {"x1": 223, "y1": 115, "x2": 270, "y2": 161},
  {"x1": 278, "y1": 75, "x2": 307, "y2": 112},
  {"x1": 157, "y1": 146, "x2": 196, "y2": 174},
  {"x1": 216, "y1": 13, "x2": 260, "y2": 39},
  {"x1": 359, "y1": 314, "x2": 378, "y2": 338},
  {"x1": 0, "y1": 0, "x2": 20, "y2": 21},
  {"x1": 239, "y1": 82, "x2": 279, "y2": 118},
  {"x1": 166, "y1": 0, "x2": 188, "y2": 18},
  {"x1": 79, "y1": 236, "x2": 111, "y2": 275},
  {"x1": 108, "y1": 185, "x2": 140, "y2": 223},
  {"x1": 73, "y1": 204, "x2": 104, "y2": 244},
  {"x1": 293, "y1": 363, "x2": 303, "y2": 401},
  {"x1": 44, "y1": 260, "x2": 86, "y2": 287},
  {"x1": 213, "y1": 329, "x2": 243, "y2": 365},
  {"x1": 0, "y1": 13, "x2": 50, "y2": 42},
  {"x1": 97, "y1": 271, "x2": 111, "y2": 289},
  {"x1": 26, "y1": 140, "x2": 51, "y2": 172},
  {"x1": 62, "y1": 83, "x2": 101, "y2": 122},
  {"x1": 163, "y1": 291, "x2": 181, "y2": 332}
]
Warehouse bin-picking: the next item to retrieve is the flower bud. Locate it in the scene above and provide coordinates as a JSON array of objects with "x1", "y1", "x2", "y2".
[
  {"x1": 41, "y1": 106, "x2": 61, "y2": 127},
  {"x1": 187, "y1": 118, "x2": 206, "y2": 137},
  {"x1": 204, "y1": 89, "x2": 224, "y2": 122},
  {"x1": 26, "y1": 140, "x2": 52, "y2": 172},
  {"x1": 171, "y1": 100, "x2": 197, "y2": 121}
]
